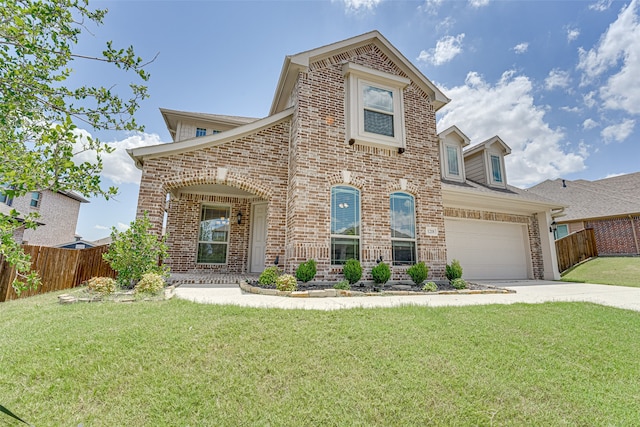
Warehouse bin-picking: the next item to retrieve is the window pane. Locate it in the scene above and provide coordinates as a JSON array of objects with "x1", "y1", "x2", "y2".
[
  {"x1": 331, "y1": 238, "x2": 359, "y2": 264},
  {"x1": 199, "y1": 206, "x2": 230, "y2": 242},
  {"x1": 364, "y1": 109, "x2": 394, "y2": 137},
  {"x1": 196, "y1": 127, "x2": 206, "y2": 137},
  {"x1": 555, "y1": 224, "x2": 569, "y2": 240},
  {"x1": 197, "y1": 243, "x2": 227, "y2": 263},
  {"x1": 331, "y1": 186, "x2": 360, "y2": 236},
  {"x1": 390, "y1": 193, "x2": 415, "y2": 239},
  {"x1": 491, "y1": 155, "x2": 503, "y2": 183},
  {"x1": 30, "y1": 192, "x2": 40, "y2": 208},
  {"x1": 363, "y1": 85, "x2": 393, "y2": 112},
  {"x1": 392, "y1": 240, "x2": 416, "y2": 265},
  {"x1": 446, "y1": 146, "x2": 459, "y2": 176}
]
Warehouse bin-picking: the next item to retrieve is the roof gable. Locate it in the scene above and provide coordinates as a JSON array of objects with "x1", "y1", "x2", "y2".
[
  {"x1": 464, "y1": 135, "x2": 511, "y2": 157},
  {"x1": 438, "y1": 125, "x2": 471, "y2": 147},
  {"x1": 269, "y1": 30, "x2": 450, "y2": 115}
]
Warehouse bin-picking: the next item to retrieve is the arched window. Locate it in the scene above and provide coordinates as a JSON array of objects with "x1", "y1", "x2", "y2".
[
  {"x1": 331, "y1": 186, "x2": 360, "y2": 264},
  {"x1": 390, "y1": 192, "x2": 416, "y2": 265}
]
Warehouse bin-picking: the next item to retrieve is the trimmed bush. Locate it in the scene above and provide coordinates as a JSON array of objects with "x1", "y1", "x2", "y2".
[
  {"x1": 407, "y1": 262, "x2": 429, "y2": 285},
  {"x1": 422, "y1": 281, "x2": 438, "y2": 292},
  {"x1": 135, "y1": 272, "x2": 166, "y2": 296},
  {"x1": 451, "y1": 278, "x2": 467, "y2": 290},
  {"x1": 275, "y1": 274, "x2": 297, "y2": 292},
  {"x1": 295, "y1": 259, "x2": 317, "y2": 283},
  {"x1": 258, "y1": 266, "x2": 281, "y2": 286},
  {"x1": 86, "y1": 277, "x2": 117, "y2": 295},
  {"x1": 445, "y1": 259, "x2": 463, "y2": 282},
  {"x1": 333, "y1": 280, "x2": 350, "y2": 290},
  {"x1": 343, "y1": 259, "x2": 363, "y2": 284},
  {"x1": 371, "y1": 262, "x2": 391, "y2": 285}
]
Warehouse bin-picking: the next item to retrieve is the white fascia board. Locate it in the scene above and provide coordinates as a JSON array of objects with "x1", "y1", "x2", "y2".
[
  {"x1": 128, "y1": 108, "x2": 293, "y2": 169},
  {"x1": 438, "y1": 125, "x2": 471, "y2": 147},
  {"x1": 442, "y1": 186, "x2": 565, "y2": 215}
]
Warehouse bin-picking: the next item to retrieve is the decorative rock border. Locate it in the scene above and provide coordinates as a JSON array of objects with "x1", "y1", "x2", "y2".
[
  {"x1": 239, "y1": 281, "x2": 515, "y2": 298},
  {"x1": 58, "y1": 286, "x2": 176, "y2": 304}
]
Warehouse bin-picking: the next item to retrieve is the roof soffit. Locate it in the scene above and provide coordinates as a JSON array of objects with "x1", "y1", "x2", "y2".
[{"x1": 269, "y1": 30, "x2": 450, "y2": 115}]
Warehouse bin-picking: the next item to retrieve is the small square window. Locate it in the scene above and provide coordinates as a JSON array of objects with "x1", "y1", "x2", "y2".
[
  {"x1": 30, "y1": 192, "x2": 41, "y2": 208},
  {"x1": 196, "y1": 128, "x2": 206, "y2": 137}
]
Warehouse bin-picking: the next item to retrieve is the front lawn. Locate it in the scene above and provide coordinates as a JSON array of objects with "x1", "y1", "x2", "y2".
[
  {"x1": 1, "y1": 292, "x2": 640, "y2": 426},
  {"x1": 562, "y1": 256, "x2": 640, "y2": 287}
]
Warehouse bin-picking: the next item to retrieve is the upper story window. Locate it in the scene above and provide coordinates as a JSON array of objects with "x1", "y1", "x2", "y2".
[
  {"x1": 196, "y1": 127, "x2": 207, "y2": 137},
  {"x1": 331, "y1": 185, "x2": 360, "y2": 264},
  {"x1": 390, "y1": 192, "x2": 416, "y2": 265},
  {"x1": 0, "y1": 185, "x2": 12, "y2": 206},
  {"x1": 490, "y1": 154, "x2": 503, "y2": 184},
  {"x1": 446, "y1": 145, "x2": 461, "y2": 178},
  {"x1": 343, "y1": 63, "x2": 409, "y2": 150},
  {"x1": 197, "y1": 205, "x2": 230, "y2": 264},
  {"x1": 30, "y1": 192, "x2": 41, "y2": 208}
]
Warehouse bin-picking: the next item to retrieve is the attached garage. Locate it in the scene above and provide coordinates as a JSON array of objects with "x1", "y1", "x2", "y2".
[{"x1": 444, "y1": 218, "x2": 531, "y2": 280}]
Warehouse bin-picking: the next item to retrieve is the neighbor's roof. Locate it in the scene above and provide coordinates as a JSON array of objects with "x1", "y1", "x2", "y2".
[{"x1": 526, "y1": 172, "x2": 640, "y2": 221}]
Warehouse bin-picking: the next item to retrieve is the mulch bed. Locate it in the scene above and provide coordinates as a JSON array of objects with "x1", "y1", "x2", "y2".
[{"x1": 248, "y1": 280, "x2": 490, "y2": 293}]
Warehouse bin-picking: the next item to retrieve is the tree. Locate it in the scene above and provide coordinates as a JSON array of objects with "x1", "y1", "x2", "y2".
[{"x1": 0, "y1": 0, "x2": 152, "y2": 292}]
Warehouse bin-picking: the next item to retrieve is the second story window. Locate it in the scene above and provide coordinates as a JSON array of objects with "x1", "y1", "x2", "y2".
[
  {"x1": 490, "y1": 155, "x2": 503, "y2": 184},
  {"x1": 446, "y1": 145, "x2": 460, "y2": 177},
  {"x1": 196, "y1": 127, "x2": 207, "y2": 137},
  {"x1": 30, "y1": 192, "x2": 41, "y2": 208}
]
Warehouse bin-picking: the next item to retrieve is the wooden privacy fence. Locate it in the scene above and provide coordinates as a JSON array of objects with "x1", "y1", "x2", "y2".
[
  {"x1": 555, "y1": 228, "x2": 598, "y2": 273},
  {"x1": 0, "y1": 245, "x2": 116, "y2": 302}
]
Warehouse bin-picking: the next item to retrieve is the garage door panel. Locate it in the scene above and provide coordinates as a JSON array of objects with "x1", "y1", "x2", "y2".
[{"x1": 444, "y1": 219, "x2": 529, "y2": 280}]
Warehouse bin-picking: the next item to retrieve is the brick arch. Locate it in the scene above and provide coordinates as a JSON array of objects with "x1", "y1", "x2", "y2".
[
  {"x1": 386, "y1": 179, "x2": 421, "y2": 196},
  {"x1": 327, "y1": 171, "x2": 366, "y2": 190},
  {"x1": 162, "y1": 168, "x2": 273, "y2": 200}
]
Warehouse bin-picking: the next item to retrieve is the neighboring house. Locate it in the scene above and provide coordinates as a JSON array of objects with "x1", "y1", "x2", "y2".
[
  {"x1": 0, "y1": 188, "x2": 88, "y2": 246},
  {"x1": 55, "y1": 238, "x2": 97, "y2": 250},
  {"x1": 527, "y1": 173, "x2": 640, "y2": 256},
  {"x1": 129, "y1": 31, "x2": 562, "y2": 281}
]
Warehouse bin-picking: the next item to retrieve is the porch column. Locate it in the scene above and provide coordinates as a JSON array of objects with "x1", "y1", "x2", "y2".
[{"x1": 538, "y1": 210, "x2": 561, "y2": 280}]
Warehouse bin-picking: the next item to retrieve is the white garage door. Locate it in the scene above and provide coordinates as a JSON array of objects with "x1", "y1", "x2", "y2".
[{"x1": 444, "y1": 219, "x2": 530, "y2": 280}]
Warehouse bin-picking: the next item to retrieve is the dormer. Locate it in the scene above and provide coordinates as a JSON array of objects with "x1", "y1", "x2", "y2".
[
  {"x1": 438, "y1": 125, "x2": 470, "y2": 183},
  {"x1": 463, "y1": 136, "x2": 511, "y2": 189},
  {"x1": 160, "y1": 108, "x2": 258, "y2": 142}
]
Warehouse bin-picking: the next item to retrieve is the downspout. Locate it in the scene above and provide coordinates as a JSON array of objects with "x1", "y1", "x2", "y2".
[{"x1": 630, "y1": 215, "x2": 639, "y2": 255}]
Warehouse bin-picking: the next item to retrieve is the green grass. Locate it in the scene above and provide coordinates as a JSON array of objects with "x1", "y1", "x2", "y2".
[
  {"x1": 562, "y1": 256, "x2": 640, "y2": 287},
  {"x1": 2, "y1": 292, "x2": 640, "y2": 426}
]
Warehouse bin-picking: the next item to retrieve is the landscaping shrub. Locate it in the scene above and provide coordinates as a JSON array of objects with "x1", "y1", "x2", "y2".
[
  {"x1": 422, "y1": 281, "x2": 438, "y2": 292},
  {"x1": 333, "y1": 280, "x2": 350, "y2": 290},
  {"x1": 343, "y1": 259, "x2": 362, "y2": 284},
  {"x1": 86, "y1": 277, "x2": 117, "y2": 295},
  {"x1": 445, "y1": 259, "x2": 463, "y2": 282},
  {"x1": 275, "y1": 274, "x2": 297, "y2": 292},
  {"x1": 295, "y1": 259, "x2": 317, "y2": 283},
  {"x1": 258, "y1": 266, "x2": 281, "y2": 286},
  {"x1": 371, "y1": 262, "x2": 391, "y2": 285},
  {"x1": 451, "y1": 278, "x2": 467, "y2": 290},
  {"x1": 135, "y1": 272, "x2": 166, "y2": 296},
  {"x1": 407, "y1": 262, "x2": 429, "y2": 285},
  {"x1": 103, "y1": 212, "x2": 169, "y2": 289}
]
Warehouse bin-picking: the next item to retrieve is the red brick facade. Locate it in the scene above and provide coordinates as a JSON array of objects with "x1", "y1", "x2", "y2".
[{"x1": 586, "y1": 216, "x2": 640, "y2": 255}]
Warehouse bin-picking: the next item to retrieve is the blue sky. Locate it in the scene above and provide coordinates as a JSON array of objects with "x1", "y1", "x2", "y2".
[{"x1": 71, "y1": 0, "x2": 640, "y2": 241}]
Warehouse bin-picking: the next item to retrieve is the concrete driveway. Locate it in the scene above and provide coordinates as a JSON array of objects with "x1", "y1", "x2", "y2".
[{"x1": 173, "y1": 280, "x2": 640, "y2": 312}]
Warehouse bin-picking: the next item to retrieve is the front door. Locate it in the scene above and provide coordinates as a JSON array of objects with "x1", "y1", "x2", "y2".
[{"x1": 250, "y1": 202, "x2": 268, "y2": 273}]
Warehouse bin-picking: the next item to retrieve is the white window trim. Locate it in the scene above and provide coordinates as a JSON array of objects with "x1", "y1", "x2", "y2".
[
  {"x1": 343, "y1": 62, "x2": 409, "y2": 149},
  {"x1": 487, "y1": 152, "x2": 506, "y2": 188},
  {"x1": 390, "y1": 192, "x2": 417, "y2": 266},
  {"x1": 330, "y1": 185, "x2": 362, "y2": 265},
  {"x1": 30, "y1": 192, "x2": 41, "y2": 209},
  {"x1": 442, "y1": 142, "x2": 464, "y2": 182},
  {"x1": 197, "y1": 204, "x2": 231, "y2": 265}
]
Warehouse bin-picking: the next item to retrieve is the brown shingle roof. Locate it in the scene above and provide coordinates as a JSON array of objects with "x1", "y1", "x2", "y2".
[{"x1": 526, "y1": 172, "x2": 640, "y2": 221}]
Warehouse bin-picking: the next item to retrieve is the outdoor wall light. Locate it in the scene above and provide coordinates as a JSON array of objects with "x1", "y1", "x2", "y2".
[
  {"x1": 237, "y1": 211, "x2": 242, "y2": 225},
  {"x1": 549, "y1": 220, "x2": 557, "y2": 233}
]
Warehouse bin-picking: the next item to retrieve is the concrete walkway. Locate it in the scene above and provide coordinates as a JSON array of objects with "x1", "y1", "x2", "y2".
[{"x1": 173, "y1": 280, "x2": 640, "y2": 312}]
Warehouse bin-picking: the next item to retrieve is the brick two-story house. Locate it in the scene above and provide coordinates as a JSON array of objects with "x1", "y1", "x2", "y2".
[{"x1": 129, "y1": 31, "x2": 561, "y2": 281}]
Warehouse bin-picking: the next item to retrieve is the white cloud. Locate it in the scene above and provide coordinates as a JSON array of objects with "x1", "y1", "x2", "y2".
[
  {"x1": 582, "y1": 118, "x2": 599, "y2": 129},
  {"x1": 601, "y1": 119, "x2": 636, "y2": 143},
  {"x1": 338, "y1": 0, "x2": 382, "y2": 12},
  {"x1": 567, "y1": 27, "x2": 580, "y2": 42},
  {"x1": 589, "y1": 0, "x2": 613, "y2": 11},
  {"x1": 419, "y1": 0, "x2": 443, "y2": 15},
  {"x1": 469, "y1": 0, "x2": 490, "y2": 7},
  {"x1": 512, "y1": 42, "x2": 529, "y2": 54},
  {"x1": 94, "y1": 224, "x2": 110, "y2": 230},
  {"x1": 417, "y1": 33, "x2": 465, "y2": 66},
  {"x1": 544, "y1": 69, "x2": 571, "y2": 90},
  {"x1": 437, "y1": 16, "x2": 455, "y2": 33},
  {"x1": 72, "y1": 129, "x2": 165, "y2": 185},
  {"x1": 604, "y1": 172, "x2": 625, "y2": 178},
  {"x1": 561, "y1": 106, "x2": 581, "y2": 113},
  {"x1": 436, "y1": 70, "x2": 587, "y2": 186},
  {"x1": 578, "y1": 0, "x2": 640, "y2": 114},
  {"x1": 583, "y1": 91, "x2": 597, "y2": 108},
  {"x1": 116, "y1": 222, "x2": 130, "y2": 232}
]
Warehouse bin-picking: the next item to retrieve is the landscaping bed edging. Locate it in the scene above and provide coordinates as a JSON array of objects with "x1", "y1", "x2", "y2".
[{"x1": 239, "y1": 281, "x2": 515, "y2": 298}]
